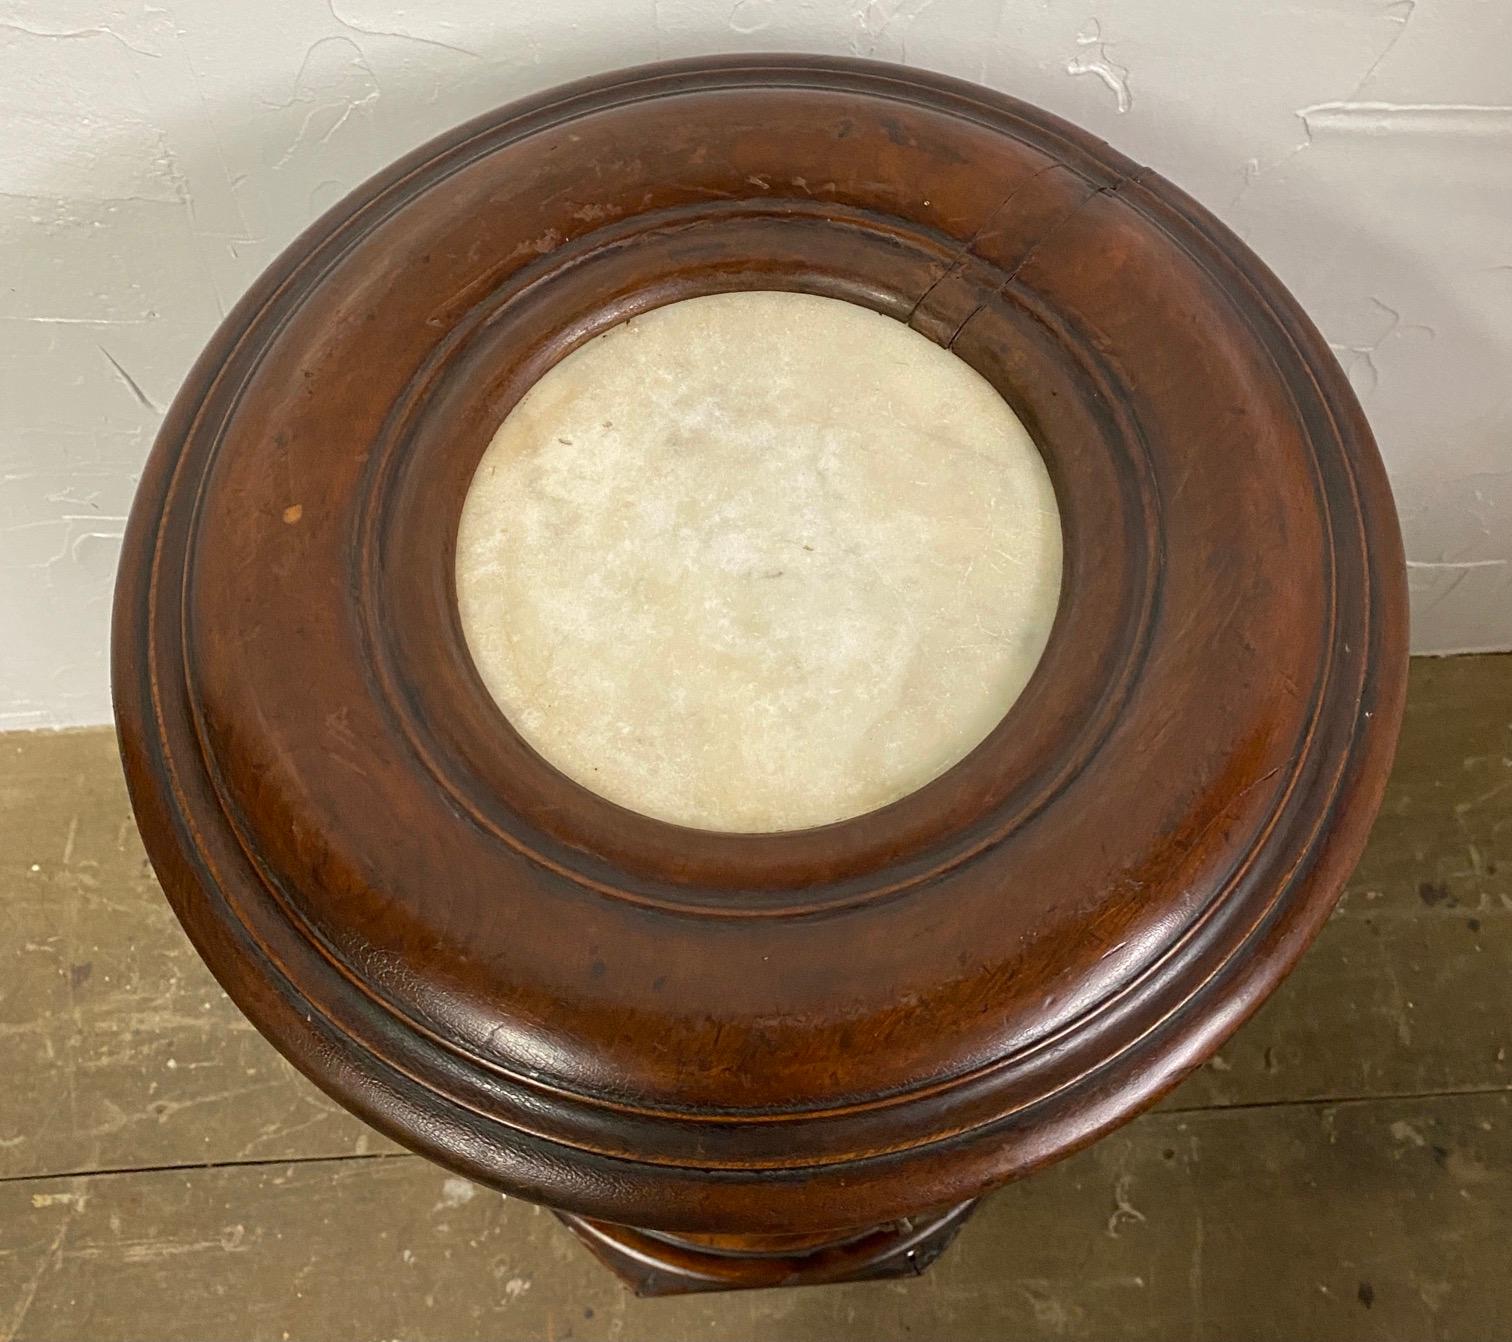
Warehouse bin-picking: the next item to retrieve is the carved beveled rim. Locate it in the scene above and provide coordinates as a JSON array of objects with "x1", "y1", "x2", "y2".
[
  {"x1": 354, "y1": 199, "x2": 1162, "y2": 916},
  {"x1": 115, "y1": 56, "x2": 1407, "y2": 1230}
]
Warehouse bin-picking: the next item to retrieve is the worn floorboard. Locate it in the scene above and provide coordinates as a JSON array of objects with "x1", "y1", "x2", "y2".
[
  {"x1": 3, "y1": 1092, "x2": 1507, "y2": 1342},
  {"x1": 1, "y1": 653, "x2": 1508, "y2": 1338},
  {"x1": 2, "y1": 730, "x2": 390, "y2": 1181}
]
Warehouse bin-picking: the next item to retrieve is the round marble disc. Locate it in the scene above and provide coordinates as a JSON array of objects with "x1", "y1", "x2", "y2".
[{"x1": 455, "y1": 291, "x2": 1062, "y2": 833}]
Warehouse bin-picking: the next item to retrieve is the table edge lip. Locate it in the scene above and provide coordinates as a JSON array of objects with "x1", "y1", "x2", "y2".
[{"x1": 110, "y1": 52, "x2": 1410, "y2": 1232}]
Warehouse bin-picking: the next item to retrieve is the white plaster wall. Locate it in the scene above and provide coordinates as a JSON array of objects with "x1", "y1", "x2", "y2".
[{"x1": 1, "y1": 0, "x2": 1508, "y2": 729}]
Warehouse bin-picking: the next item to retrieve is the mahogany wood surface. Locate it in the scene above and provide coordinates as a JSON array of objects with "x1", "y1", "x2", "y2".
[{"x1": 112, "y1": 55, "x2": 1407, "y2": 1290}]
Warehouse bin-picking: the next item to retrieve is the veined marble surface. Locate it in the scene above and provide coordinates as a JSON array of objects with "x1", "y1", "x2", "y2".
[{"x1": 456, "y1": 292, "x2": 1062, "y2": 832}]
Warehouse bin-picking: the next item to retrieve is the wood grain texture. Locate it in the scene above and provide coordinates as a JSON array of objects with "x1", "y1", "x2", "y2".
[
  {"x1": 4, "y1": 1092, "x2": 1509, "y2": 1342},
  {"x1": 109, "y1": 55, "x2": 1406, "y2": 1269},
  {"x1": 1165, "y1": 652, "x2": 1512, "y2": 1111},
  {"x1": 0, "y1": 729, "x2": 392, "y2": 1182},
  {"x1": 1, "y1": 655, "x2": 1506, "y2": 1332},
  {"x1": 7, "y1": 657, "x2": 1506, "y2": 1186}
]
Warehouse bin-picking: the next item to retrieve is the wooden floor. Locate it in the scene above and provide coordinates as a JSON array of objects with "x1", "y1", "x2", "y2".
[{"x1": 2, "y1": 655, "x2": 1509, "y2": 1341}]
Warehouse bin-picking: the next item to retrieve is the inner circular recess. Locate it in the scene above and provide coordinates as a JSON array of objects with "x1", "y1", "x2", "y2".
[{"x1": 456, "y1": 291, "x2": 1062, "y2": 833}]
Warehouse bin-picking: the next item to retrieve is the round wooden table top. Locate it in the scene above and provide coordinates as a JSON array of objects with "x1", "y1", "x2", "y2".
[{"x1": 113, "y1": 55, "x2": 1408, "y2": 1237}]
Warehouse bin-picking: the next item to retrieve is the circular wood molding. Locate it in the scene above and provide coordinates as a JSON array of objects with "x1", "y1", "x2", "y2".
[{"x1": 114, "y1": 55, "x2": 1407, "y2": 1256}]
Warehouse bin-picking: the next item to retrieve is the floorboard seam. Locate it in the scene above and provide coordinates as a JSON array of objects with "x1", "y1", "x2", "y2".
[
  {"x1": 6, "y1": 1081, "x2": 1512, "y2": 1187},
  {"x1": 0, "y1": 1147, "x2": 414, "y2": 1187},
  {"x1": 1160, "y1": 1080, "x2": 1512, "y2": 1117}
]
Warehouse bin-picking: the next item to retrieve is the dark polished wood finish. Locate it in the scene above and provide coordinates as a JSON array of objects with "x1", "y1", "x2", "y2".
[
  {"x1": 112, "y1": 55, "x2": 1407, "y2": 1293},
  {"x1": 555, "y1": 1202, "x2": 978, "y2": 1296}
]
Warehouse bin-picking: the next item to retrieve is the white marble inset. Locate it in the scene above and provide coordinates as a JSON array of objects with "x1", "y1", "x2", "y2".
[{"x1": 456, "y1": 291, "x2": 1061, "y2": 832}]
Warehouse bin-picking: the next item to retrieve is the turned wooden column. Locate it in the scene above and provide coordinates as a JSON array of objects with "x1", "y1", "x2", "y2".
[{"x1": 113, "y1": 55, "x2": 1407, "y2": 1296}]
